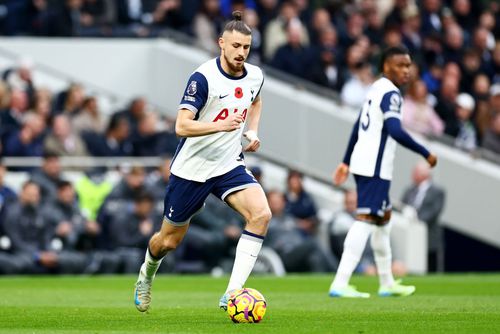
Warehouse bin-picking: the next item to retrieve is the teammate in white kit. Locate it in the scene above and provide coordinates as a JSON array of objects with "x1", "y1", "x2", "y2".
[
  {"x1": 329, "y1": 46, "x2": 437, "y2": 298},
  {"x1": 134, "y1": 11, "x2": 271, "y2": 312}
]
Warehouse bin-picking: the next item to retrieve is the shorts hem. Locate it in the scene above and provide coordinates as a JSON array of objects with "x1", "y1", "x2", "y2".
[{"x1": 221, "y1": 183, "x2": 261, "y2": 201}]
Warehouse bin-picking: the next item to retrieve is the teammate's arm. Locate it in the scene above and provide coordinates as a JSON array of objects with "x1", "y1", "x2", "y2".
[
  {"x1": 381, "y1": 90, "x2": 437, "y2": 167},
  {"x1": 385, "y1": 118, "x2": 437, "y2": 167},
  {"x1": 175, "y1": 109, "x2": 243, "y2": 138},
  {"x1": 243, "y1": 95, "x2": 262, "y2": 152}
]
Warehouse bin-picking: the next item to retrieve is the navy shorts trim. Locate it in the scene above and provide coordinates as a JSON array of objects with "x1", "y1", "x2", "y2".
[
  {"x1": 354, "y1": 174, "x2": 392, "y2": 218},
  {"x1": 163, "y1": 165, "x2": 259, "y2": 224}
]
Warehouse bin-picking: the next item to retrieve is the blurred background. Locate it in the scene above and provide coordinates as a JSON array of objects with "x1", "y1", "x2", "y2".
[{"x1": 0, "y1": 0, "x2": 499, "y2": 277}]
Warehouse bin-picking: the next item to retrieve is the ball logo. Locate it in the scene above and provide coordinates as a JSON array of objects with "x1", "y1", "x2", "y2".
[{"x1": 235, "y1": 87, "x2": 243, "y2": 99}]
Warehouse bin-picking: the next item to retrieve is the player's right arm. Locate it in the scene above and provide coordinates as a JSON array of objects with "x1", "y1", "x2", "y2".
[
  {"x1": 175, "y1": 109, "x2": 243, "y2": 137},
  {"x1": 333, "y1": 115, "x2": 361, "y2": 186},
  {"x1": 175, "y1": 71, "x2": 243, "y2": 138}
]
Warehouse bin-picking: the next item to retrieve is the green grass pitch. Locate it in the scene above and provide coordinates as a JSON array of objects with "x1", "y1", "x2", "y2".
[{"x1": 1, "y1": 274, "x2": 499, "y2": 333}]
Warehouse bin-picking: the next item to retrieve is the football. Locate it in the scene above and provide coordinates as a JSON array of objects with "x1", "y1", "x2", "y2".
[{"x1": 227, "y1": 288, "x2": 267, "y2": 323}]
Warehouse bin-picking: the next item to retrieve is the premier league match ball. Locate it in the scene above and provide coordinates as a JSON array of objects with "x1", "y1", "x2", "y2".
[{"x1": 227, "y1": 288, "x2": 267, "y2": 323}]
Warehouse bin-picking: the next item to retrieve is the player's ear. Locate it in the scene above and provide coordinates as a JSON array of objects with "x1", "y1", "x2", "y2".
[{"x1": 218, "y1": 36, "x2": 224, "y2": 50}]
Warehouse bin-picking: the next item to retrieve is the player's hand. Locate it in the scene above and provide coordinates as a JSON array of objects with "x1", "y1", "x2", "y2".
[
  {"x1": 219, "y1": 113, "x2": 243, "y2": 132},
  {"x1": 243, "y1": 130, "x2": 260, "y2": 152},
  {"x1": 333, "y1": 163, "x2": 349, "y2": 186},
  {"x1": 427, "y1": 153, "x2": 437, "y2": 168}
]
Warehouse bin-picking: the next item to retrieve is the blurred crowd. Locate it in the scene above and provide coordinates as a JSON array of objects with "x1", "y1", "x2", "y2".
[
  {"x1": 0, "y1": 0, "x2": 493, "y2": 274},
  {"x1": 0, "y1": 155, "x2": 344, "y2": 274},
  {"x1": 0, "y1": 150, "x2": 446, "y2": 275},
  {"x1": 0, "y1": 0, "x2": 499, "y2": 155},
  {"x1": 0, "y1": 68, "x2": 180, "y2": 161}
]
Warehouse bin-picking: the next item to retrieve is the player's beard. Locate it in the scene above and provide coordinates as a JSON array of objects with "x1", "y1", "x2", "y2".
[{"x1": 224, "y1": 53, "x2": 245, "y2": 74}]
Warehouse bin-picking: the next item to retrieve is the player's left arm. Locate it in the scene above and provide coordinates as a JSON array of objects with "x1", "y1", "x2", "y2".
[
  {"x1": 382, "y1": 91, "x2": 437, "y2": 166},
  {"x1": 243, "y1": 94, "x2": 262, "y2": 152}
]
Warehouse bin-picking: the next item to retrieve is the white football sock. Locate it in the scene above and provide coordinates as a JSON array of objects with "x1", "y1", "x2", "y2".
[
  {"x1": 371, "y1": 223, "x2": 395, "y2": 288},
  {"x1": 226, "y1": 230, "x2": 264, "y2": 293},
  {"x1": 331, "y1": 221, "x2": 373, "y2": 290},
  {"x1": 140, "y1": 248, "x2": 165, "y2": 281}
]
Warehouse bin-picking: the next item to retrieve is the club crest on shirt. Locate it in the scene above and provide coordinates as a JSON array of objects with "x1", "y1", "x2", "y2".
[{"x1": 187, "y1": 81, "x2": 197, "y2": 95}]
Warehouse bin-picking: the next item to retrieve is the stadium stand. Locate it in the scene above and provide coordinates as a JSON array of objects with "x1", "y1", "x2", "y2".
[{"x1": 0, "y1": 0, "x2": 499, "y2": 273}]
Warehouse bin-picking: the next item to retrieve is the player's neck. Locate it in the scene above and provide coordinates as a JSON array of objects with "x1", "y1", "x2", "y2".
[{"x1": 219, "y1": 56, "x2": 245, "y2": 77}]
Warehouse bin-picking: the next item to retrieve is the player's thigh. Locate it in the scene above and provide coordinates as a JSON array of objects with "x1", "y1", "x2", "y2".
[{"x1": 225, "y1": 186, "x2": 271, "y2": 229}]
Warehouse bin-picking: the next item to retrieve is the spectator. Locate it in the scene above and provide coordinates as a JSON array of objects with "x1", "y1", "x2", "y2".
[
  {"x1": 446, "y1": 93, "x2": 478, "y2": 151},
  {"x1": 29, "y1": 88, "x2": 53, "y2": 124},
  {"x1": 148, "y1": 157, "x2": 172, "y2": 201},
  {"x1": 472, "y1": 74, "x2": 493, "y2": 139},
  {"x1": 338, "y1": 10, "x2": 365, "y2": 50},
  {"x1": 2, "y1": 181, "x2": 49, "y2": 273},
  {"x1": 255, "y1": 0, "x2": 279, "y2": 34},
  {"x1": 284, "y1": 169, "x2": 317, "y2": 220},
  {"x1": 55, "y1": 83, "x2": 85, "y2": 116},
  {"x1": 270, "y1": 18, "x2": 310, "y2": 79},
  {"x1": 482, "y1": 113, "x2": 500, "y2": 154},
  {"x1": 75, "y1": 167, "x2": 113, "y2": 221},
  {"x1": 192, "y1": 0, "x2": 224, "y2": 54},
  {"x1": 363, "y1": 7, "x2": 383, "y2": 49},
  {"x1": 264, "y1": 1, "x2": 308, "y2": 61},
  {"x1": 80, "y1": 0, "x2": 117, "y2": 36},
  {"x1": 3, "y1": 113, "x2": 46, "y2": 159},
  {"x1": 2, "y1": 57, "x2": 36, "y2": 104},
  {"x1": 108, "y1": 191, "x2": 156, "y2": 272},
  {"x1": 71, "y1": 96, "x2": 107, "y2": 134},
  {"x1": 0, "y1": 161, "x2": 17, "y2": 232},
  {"x1": 43, "y1": 180, "x2": 101, "y2": 251},
  {"x1": 132, "y1": 111, "x2": 173, "y2": 156},
  {"x1": 244, "y1": 8, "x2": 262, "y2": 65},
  {"x1": 340, "y1": 61, "x2": 374, "y2": 109},
  {"x1": 307, "y1": 25, "x2": 343, "y2": 91},
  {"x1": 43, "y1": 114, "x2": 89, "y2": 157},
  {"x1": 30, "y1": 152, "x2": 63, "y2": 203},
  {"x1": 308, "y1": 7, "x2": 331, "y2": 46},
  {"x1": 116, "y1": 97, "x2": 147, "y2": 138},
  {"x1": 435, "y1": 75, "x2": 460, "y2": 128},
  {"x1": 420, "y1": 0, "x2": 443, "y2": 35},
  {"x1": 402, "y1": 79, "x2": 444, "y2": 136},
  {"x1": 0, "y1": 89, "x2": 30, "y2": 139},
  {"x1": 84, "y1": 113, "x2": 133, "y2": 156},
  {"x1": 3, "y1": 181, "x2": 88, "y2": 274},
  {"x1": 401, "y1": 161, "x2": 446, "y2": 272},
  {"x1": 401, "y1": 5, "x2": 423, "y2": 60},
  {"x1": 50, "y1": 0, "x2": 85, "y2": 37},
  {"x1": 264, "y1": 189, "x2": 337, "y2": 272},
  {"x1": 443, "y1": 23, "x2": 465, "y2": 64},
  {"x1": 461, "y1": 49, "x2": 482, "y2": 94}
]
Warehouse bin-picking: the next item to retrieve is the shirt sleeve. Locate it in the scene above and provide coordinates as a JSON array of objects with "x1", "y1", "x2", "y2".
[
  {"x1": 342, "y1": 114, "x2": 361, "y2": 165},
  {"x1": 178, "y1": 72, "x2": 209, "y2": 115},
  {"x1": 380, "y1": 90, "x2": 402, "y2": 120},
  {"x1": 385, "y1": 117, "x2": 430, "y2": 158}
]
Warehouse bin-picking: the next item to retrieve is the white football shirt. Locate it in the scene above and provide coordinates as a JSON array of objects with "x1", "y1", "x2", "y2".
[
  {"x1": 171, "y1": 57, "x2": 264, "y2": 182},
  {"x1": 349, "y1": 77, "x2": 403, "y2": 180}
]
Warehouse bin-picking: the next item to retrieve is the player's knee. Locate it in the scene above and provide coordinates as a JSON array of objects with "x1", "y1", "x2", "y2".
[
  {"x1": 161, "y1": 237, "x2": 181, "y2": 252},
  {"x1": 250, "y1": 207, "x2": 272, "y2": 226}
]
